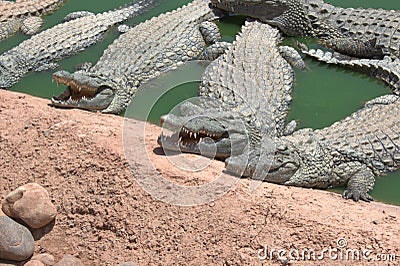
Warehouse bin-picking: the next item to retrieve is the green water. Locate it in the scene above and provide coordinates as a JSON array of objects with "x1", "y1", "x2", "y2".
[{"x1": 1, "y1": 0, "x2": 399, "y2": 205}]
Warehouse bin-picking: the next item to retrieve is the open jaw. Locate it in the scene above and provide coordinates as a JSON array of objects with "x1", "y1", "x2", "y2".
[
  {"x1": 157, "y1": 114, "x2": 234, "y2": 160},
  {"x1": 51, "y1": 71, "x2": 115, "y2": 111}
]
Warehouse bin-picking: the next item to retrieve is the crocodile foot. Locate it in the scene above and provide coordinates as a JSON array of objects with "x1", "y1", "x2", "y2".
[
  {"x1": 342, "y1": 189, "x2": 373, "y2": 202},
  {"x1": 334, "y1": 162, "x2": 375, "y2": 202}
]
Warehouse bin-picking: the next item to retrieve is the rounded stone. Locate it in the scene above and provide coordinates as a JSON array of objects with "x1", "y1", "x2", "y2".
[
  {"x1": 24, "y1": 261, "x2": 45, "y2": 266},
  {"x1": 0, "y1": 216, "x2": 35, "y2": 261},
  {"x1": 2, "y1": 183, "x2": 57, "y2": 229},
  {"x1": 31, "y1": 253, "x2": 55, "y2": 265},
  {"x1": 54, "y1": 255, "x2": 83, "y2": 266}
]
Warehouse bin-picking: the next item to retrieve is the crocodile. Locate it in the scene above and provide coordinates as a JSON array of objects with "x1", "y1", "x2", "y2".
[
  {"x1": 157, "y1": 19, "x2": 400, "y2": 203},
  {"x1": 210, "y1": 0, "x2": 400, "y2": 59},
  {"x1": 158, "y1": 19, "x2": 298, "y2": 162},
  {"x1": 226, "y1": 94, "x2": 400, "y2": 202},
  {"x1": 161, "y1": 47, "x2": 400, "y2": 202},
  {"x1": 0, "y1": 0, "x2": 66, "y2": 41},
  {"x1": 51, "y1": 0, "x2": 232, "y2": 114},
  {"x1": 0, "y1": 0, "x2": 159, "y2": 89}
]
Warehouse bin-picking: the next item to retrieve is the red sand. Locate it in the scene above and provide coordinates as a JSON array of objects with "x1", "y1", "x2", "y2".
[{"x1": 0, "y1": 90, "x2": 399, "y2": 265}]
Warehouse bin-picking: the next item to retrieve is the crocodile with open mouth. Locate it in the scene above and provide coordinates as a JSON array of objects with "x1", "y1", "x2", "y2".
[
  {"x1": 51, "y1": 0, "x2": 232, "y2": 114},
  {"x1": 158, "y1": 18, "x2": 400, "y2": 203},
  {"x1": 0, "y1": 0, "x2": 159, "y2": 89},
  {"x1": 0, "y1": 0, "x2": 66, "y2": 41},
  {"x1": 158, "y1": 19, "x2": 299, "y2": 163},
  {"x1": 210, "y1": 0, "x2": 400, "y2": 59}
]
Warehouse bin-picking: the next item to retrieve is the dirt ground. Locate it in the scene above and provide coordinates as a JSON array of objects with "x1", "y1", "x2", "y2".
[{"x1": 0, "y1": 90, "x2": 399, "y2": 265}]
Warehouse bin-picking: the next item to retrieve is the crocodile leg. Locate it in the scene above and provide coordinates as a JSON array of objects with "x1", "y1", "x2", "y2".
[
  {"x1": 20, "y1": 17, "x2": 44, "y2": 35},
  {"x1": 278, "y1": 46, "x2": 307, "y2": 70},
  {"x1": 336, "y1": 162, "x2": 375, "y2": 202},
  {"x1": 311, "y1": 19, "x2": 386, "y2": 59},
  {"x1": 199, "y1": 21, "x2": 222, "y2": 45},
  {"x1": 199, "y1": 42, "x2": 231, "y2": 60},
  {"x1": 0, "y1": 20, "x2": 21, "y2": 41},
  {"x1": 320, "y1": 37, "x2": 385, "y2": 59},
  {"x1": 198, "y1": 21, "x2": 231, "y2": 61}
]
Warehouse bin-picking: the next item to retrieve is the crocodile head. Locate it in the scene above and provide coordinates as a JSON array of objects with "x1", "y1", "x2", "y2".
[
  {"x1": 226, "y1": 133, "x2": 336, "y2": 189},
  {"x1": 225, "y1": 138, "x2": 300, "y2": 181},
  {"x1": 51, "y1": 70, "x2": 120, "y2": 112},
  {"x1": 158, "y1": 102, "x2": 251, "y2": 160},
  {"x1": 0, "y1": 54, "x2": 28, "y2": 89},
  {"x1": 210, "y1": 0, "x2": 289, "y2": 21}
]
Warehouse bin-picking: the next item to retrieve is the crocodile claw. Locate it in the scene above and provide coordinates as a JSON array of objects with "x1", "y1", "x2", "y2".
[{"x1": 342, "y1": 189, "x2": 373, "y2": 202}]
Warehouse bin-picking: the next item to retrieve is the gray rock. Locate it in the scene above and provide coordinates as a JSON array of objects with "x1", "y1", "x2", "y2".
[{"x1": 0, "y1": 216, "x2": 34, "y2": 261}]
